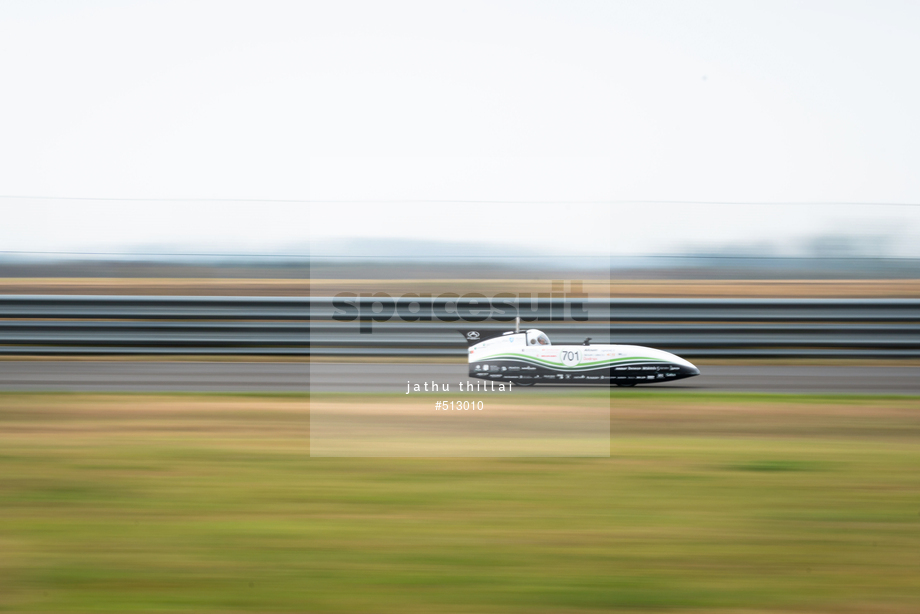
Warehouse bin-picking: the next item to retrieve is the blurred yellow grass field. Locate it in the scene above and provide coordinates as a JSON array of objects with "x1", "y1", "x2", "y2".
[
  {"x1": 1, "y1": 392, "x2": 920, "y2": 613},
  {"x1": 311, "y1": 392, "x2": 610, "y2": 456}
]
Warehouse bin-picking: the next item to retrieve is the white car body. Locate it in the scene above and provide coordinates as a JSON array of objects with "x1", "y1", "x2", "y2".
[{"x1": 461, "y1": 328, "x2": 700, "y2": 386}]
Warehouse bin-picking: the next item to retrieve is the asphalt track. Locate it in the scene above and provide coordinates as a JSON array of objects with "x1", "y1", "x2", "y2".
[{"x1": 1, "y1": 361, "x2": 919, "y2": 394}]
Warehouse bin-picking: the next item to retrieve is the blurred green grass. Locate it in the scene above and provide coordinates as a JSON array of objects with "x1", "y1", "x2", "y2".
[{"x1": 1, "y1": 392, "x2": 919, "y2": 613}]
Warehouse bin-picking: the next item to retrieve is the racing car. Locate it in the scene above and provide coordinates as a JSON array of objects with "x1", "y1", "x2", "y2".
[{"x1": 459, "y1": 321, "x2": 700, "y2": 386}]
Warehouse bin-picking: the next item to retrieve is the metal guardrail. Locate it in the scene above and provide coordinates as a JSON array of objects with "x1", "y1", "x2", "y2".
[
  {"x1": 3, "y1": 295, "x2": 920, "y2": 320},
  {"x1": 1, "y1": 295, "x2": 919, "y2": 358}
]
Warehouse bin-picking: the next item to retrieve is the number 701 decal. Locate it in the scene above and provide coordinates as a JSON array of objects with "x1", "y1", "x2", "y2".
[{"x1": 560, "y1": 350, "x2": 581, "y2": 366}]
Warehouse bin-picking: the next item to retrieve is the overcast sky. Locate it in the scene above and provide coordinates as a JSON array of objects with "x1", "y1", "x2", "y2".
[{"x1": 1, "y1": 1, "x2": 919, "y2": 256}]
